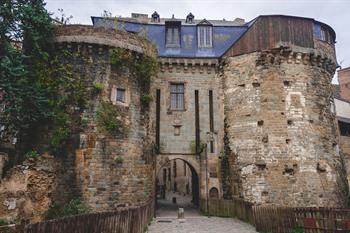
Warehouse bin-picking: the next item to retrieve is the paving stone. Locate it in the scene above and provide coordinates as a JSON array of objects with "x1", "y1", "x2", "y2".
[{"x1": 148, "y1": 217, "x2": 257, "y2": 233}]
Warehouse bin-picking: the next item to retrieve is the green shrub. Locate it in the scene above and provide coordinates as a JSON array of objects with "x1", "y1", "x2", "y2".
[
  {"x1": 291, "y1": 227, "x2": 304, "y2": 233},
  {"x1": 46, "y1": 198, "x2": 90, "y2": 220},
  {"x1": 24, "y1": 150, "x2": 40, "y2": 160},
  {"x1": 140, "y1": 94, "x2": 153, "y2": 108},
  {"x1": 0, "y1": 219, "x2": 15, "y2": 233},
  {"x1": 92, "y1": 82, "x2": 104, "y2": 94},
  {"x1": 114, "y1": 156, "x2": 124, "y2": 164},
  {"x1": 109, "y1": 48, "x2": 132, "y2": 67},
  {"x1": 96, "y1": 101, "x2": 125, "y2": 136},
  {"x1": 0, "y1": 219, "x2": 8, "y2": 226}
]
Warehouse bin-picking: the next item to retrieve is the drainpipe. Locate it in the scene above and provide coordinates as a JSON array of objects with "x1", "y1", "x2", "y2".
[{"x1": 205, "y1": 144, "x2": 209, "y2": 217}]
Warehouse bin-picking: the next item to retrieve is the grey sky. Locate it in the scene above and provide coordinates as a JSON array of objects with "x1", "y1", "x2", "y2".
[{"x1": 45, "y1": 0, "x2": 350, "y2": 82}]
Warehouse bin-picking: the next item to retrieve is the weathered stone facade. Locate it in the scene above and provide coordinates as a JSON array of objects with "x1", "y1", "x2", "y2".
[
  {"x1": 222, "y1": 46, "x2": 345, "y2": 206},
  {"x1": 52, "y1": 25, "x2": 157, "y2": 211},
  {"x1": 153, "y1": 59, "x2": 223, "y2": 201},
  {"x1": 1, "y1": 14, "x2": 347, "y2": 220},
  {"x1": 0, "y1": 156, "x2": 58, "y2": 223}
]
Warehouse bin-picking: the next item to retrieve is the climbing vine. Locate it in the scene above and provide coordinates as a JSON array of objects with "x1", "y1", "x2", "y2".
[
  {"x1": 96, "y1": 101, "x2": 126, "y2": 136},
  {"x1": 109, "y1": 48, "x2": 158, "y2": 110},
  {"x1": 221, "y1": 118, "x2": 234, "y2": 199}
]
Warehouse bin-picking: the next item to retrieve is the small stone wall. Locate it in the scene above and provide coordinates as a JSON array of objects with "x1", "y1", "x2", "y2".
[{"x1": 0, "y1": 156, "x2": 58, "y2": 223}]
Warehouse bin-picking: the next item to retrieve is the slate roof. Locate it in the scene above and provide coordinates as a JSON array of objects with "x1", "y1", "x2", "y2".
[
  {"x1": 91, "y1": 16, "x2": 249, "y2": 58},
  {"x1": 91, "y1": 14, "x2": 334, "y2": 59}
]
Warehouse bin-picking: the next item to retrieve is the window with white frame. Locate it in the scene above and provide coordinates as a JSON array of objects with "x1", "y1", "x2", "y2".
[{"x1": 198, "y1": 26, "x2": 212, "y2": 48}]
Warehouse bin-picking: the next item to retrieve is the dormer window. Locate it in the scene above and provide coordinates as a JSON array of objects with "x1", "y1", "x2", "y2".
[
  {"x1": 165, "y1": 20, "x2": 181, "y2": 48},
  {"x1": 197, "y1": 19, "x2": 213, "y2": 48}
]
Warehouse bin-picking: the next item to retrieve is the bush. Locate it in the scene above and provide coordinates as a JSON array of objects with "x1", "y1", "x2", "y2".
[
  {"x1": 114, "y1": 156, "x2": 124, "y2": 164},
  {"x1": 291, "y1": 227, "x2": 304, "y2": 233},
  {"x1": 0, "y1": 219, "x2": 9, "y2": 226},
  {"x1": 46, "y1": 198, "x2": 90, "y2": 220},
  {"x1": 92, "y1": 82, "x2": 104, "y2": 94},
  {"x1": 25, "y1": 150, "x2": 40, "y2": 160},
  {"x1": 140, "y1": 94, "x2": 153, "y2": 108},
  {"x1": 96, "y1": 101, "x2": 125, "y2": 136}
]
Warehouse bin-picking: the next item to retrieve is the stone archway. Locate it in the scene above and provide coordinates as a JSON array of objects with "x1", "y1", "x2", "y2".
[
  {"x1": 156, "y1": 154, "x2": 200, "y2": 211},
  {"x1": 156, "y1": 154, "x2": 200, "y2": 177}
]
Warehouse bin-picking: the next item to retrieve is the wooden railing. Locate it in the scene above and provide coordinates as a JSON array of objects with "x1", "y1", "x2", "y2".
[
  {"x1": 199, "y1": 198, "x2": 254, "y2": 225},
  {"x1": 200, "y1": 198, "x2": 350, "y2": 233},
  {"x1": 254, "y1": 206, "x2": 350, "y2": 233},
  {"x1": 22, "y1": 199, "x2": 154, "y2": 233}
]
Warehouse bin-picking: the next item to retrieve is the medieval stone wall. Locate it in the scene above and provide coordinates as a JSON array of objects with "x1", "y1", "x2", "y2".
[
  {"x1": 0, "y1": 156, "x2": 58, "y2": 223},
  {"x1": 222, "y1": 46, "x2": 346, "y2": 207},
  {"x1": 52, "y1": 25, "x2": 156, "y2": 211}
]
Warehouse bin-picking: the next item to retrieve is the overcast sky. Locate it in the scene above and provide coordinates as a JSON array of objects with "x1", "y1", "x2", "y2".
[{"x1": 44, "y1": 0, "x2": 350, "y2": 82}]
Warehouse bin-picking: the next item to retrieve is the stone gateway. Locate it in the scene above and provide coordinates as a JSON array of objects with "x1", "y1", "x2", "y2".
[{"x1": 0, "y1": 12, "x2": 347, "y2": 223}]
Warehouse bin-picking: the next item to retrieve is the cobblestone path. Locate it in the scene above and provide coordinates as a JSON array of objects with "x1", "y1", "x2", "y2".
[
  {"x1": 151, "y1": 195, "x2": 257, "y2": 233},
  {"x1": 147, "y1": 217, "x2": 258, "y2": 233}
]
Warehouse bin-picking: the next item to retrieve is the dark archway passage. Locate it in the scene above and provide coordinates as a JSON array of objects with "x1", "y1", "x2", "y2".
[{"x1": 155, "y1": 158, "x2": 200, "y2": 217}]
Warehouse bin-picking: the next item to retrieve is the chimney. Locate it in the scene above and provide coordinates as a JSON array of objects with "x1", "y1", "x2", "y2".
[
  {"x1": 151, "y1": 11, "x2": 160, "y2": 22},
  {"x1": 186, "y1": 12, "x2": 194, "y2": 23},
  {"x1": 338, "y1": 67, "x2": 350, "y2": 101}
]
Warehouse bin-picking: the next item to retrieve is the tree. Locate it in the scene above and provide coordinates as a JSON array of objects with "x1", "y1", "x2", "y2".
[{"x1": 0, "y1": 0, "x2": 54, "y2": 144}]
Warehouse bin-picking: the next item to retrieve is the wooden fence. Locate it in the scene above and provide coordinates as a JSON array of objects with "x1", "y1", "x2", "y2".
[
  {"x1": 201, "y1": 198, "x2": 350, "y2": 233},
  {"x1": 199, "y1": 198, "x2": 254, "y2": 225},
  {"x1": 254, "y1": 206, "x2": 350, "y2": 233},
  {"x1": 21, "y1": 199, "x2": 154, "y2": 233}
]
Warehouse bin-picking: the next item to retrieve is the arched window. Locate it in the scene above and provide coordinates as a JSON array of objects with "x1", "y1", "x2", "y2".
[{"x1": 209, "y1": 187, "x2": 219, "y2": 199}]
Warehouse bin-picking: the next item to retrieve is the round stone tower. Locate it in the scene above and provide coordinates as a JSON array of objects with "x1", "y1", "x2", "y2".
[
  {"x1": 222, "y1": 15, "x2": 347, "y2": 207},
  {"x1": 52, "y1": 25, "x2": 157, "y2": 210}
]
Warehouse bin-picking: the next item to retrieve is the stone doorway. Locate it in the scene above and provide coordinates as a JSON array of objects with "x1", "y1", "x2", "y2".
[{"x1": 155, "y1": 158, "x2": 200, "y2": 217}]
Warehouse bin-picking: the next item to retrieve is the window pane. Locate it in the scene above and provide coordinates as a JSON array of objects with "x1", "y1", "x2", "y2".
[
  {"x1": 117, "y1": 88, "x2": 125, "y2": 102},
  {"x1": 198, "y1": 26, "x2": 212, "y2": 47},
  {"x1": 177, "y1": 94, "x2": 184, "y2": 109},
  {"x1": 200, "y1": 27, "x2": 205, "y2": 46},
  {"x1": 205, "y1": 27, "x2": 212, "y2": 46},
  {"x1": 171, "y1": 93, "x2": 177, "y2": 109},
  {"x1": 170, "y1": 84, "x2": 177, "y2": 93},
  {"x1": 173, "y1": 28, "x2": 179, "y2": 45},
  {"x1": 166, "y1": 27, "x2": 180, "y2": 45},
  {"x1": 177, "y1": 84, "x2": 184, "y2": 93},
  {"x1": 166, "y1": 28, "x2": 173, "y2": 44}
]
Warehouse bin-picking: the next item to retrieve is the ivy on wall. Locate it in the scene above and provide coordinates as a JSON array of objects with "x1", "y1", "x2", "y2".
[
  {"x1": 96, "y1": 101, "x2": 126, "y2": 136},
  {"x1": 109, "y1": 48, "x2": 158, "y2": 110}
]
